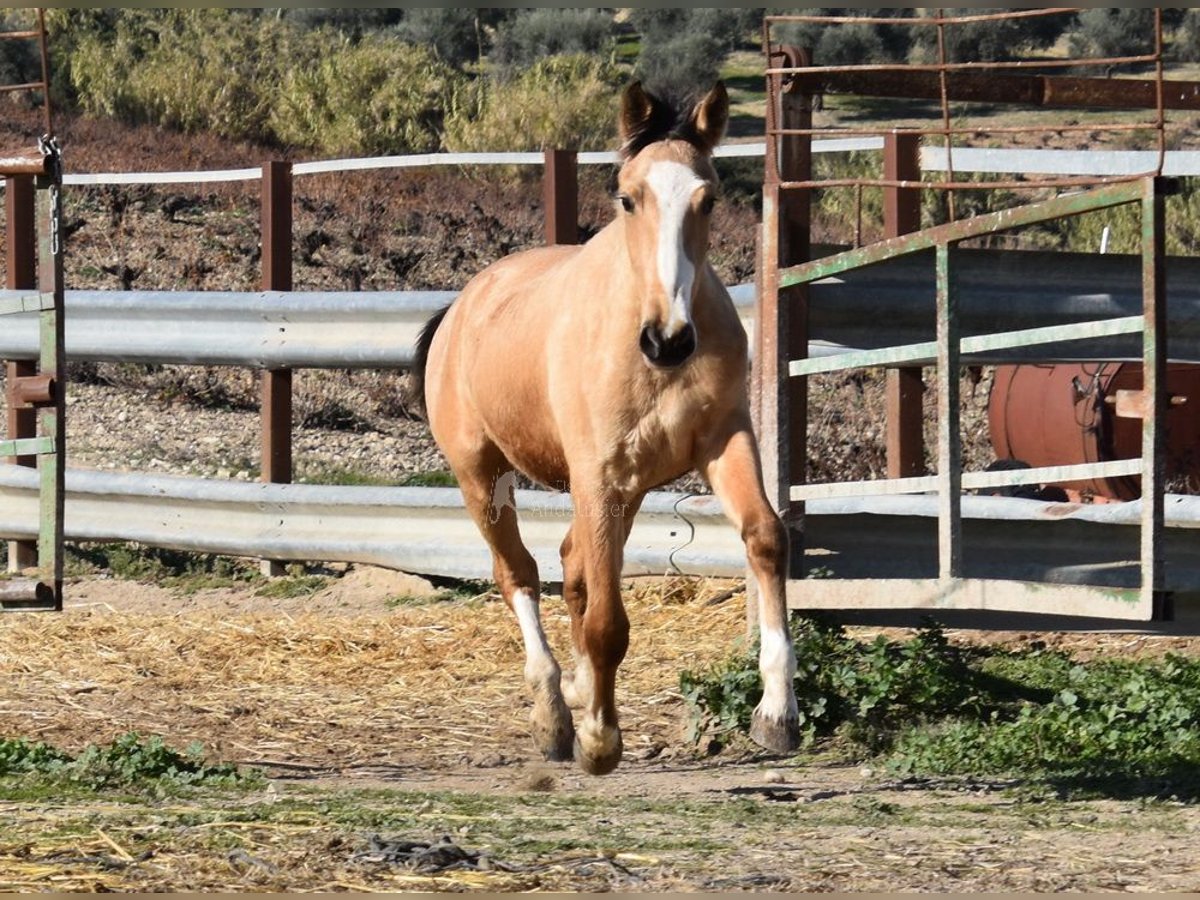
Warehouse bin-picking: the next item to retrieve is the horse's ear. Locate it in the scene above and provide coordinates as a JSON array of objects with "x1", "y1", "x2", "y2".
[
  {"x1": 686, "y1": 81, "x2": 729, "y2": 155},
  {"x1": 619, "y1": 81, "x2": 672, "y2": 160}
]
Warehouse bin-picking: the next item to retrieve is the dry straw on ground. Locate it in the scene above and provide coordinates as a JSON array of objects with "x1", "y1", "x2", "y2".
[{"x1": 0, "y1": 573, "x2": 747, "y2": 773}]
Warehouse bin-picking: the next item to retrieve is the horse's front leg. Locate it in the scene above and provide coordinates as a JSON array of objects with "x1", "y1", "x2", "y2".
[
  {"x1": 699, "y1": 417, "x2": 801, "y2": 753},
  {"x1": 456, "y1": 455, "x2": 574, "y2": 761},
  {"x1": 566, "y1": 487, "x2": 630, "y2": 775}
]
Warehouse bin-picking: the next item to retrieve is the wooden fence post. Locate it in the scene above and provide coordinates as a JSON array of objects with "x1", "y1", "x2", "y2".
[
  {"x1": 5, "y1": 174, "x2": 36, "y2": 573},
  {"x1": 260, "y1": 161, "x2": 292, "y2": 577},
  {"x1": 883, "y1": 132, "x2": 925, "y2": 479},
  {"x1": 543, "y1": 149, "x2": 578, "y2": 245}
]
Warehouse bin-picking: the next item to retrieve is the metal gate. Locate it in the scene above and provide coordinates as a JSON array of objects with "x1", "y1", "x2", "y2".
[
  {"x1": 0, "y1": 9, "x2": 64, "y2": 611},
  {"x1": 757, "y1": 10, "x2": 1200, "y2": 621}
]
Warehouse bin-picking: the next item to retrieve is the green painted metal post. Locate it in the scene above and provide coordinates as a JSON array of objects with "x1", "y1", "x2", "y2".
[
  {"x1": 935, "y1": 242, "x2": 962, "y2": 582},
  {"x1": 35, "y1": 143, "x2": 64, "y2": 610},
  {"x1": 1140, "y1": 176, "x2": 1170, "y2": 618},
  {"x1": 5, "y1": 174, "x2": 36, "y2": 573}
]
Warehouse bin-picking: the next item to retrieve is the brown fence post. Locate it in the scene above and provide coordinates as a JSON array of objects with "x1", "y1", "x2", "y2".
[
  {"x1": 883, "y1": 132, "x2": 925, "y2": 479},
  {"x1": 755, "y1": 41, "x2": 813, "y2": 634},
  {"x1": 261, "y1": 161, "x2": 292, "y2": 577},
  {"x1": 5, "y1": 174, "x2": 36, "y2": 573},
  {"x1": 543, "y1": 149, "x2": 578, "y2": 245}
]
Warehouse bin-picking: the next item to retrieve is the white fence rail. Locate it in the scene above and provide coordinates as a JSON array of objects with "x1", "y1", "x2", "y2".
[{"x1": 2, "y1": 141, "x2": 1190, "y2": 188}]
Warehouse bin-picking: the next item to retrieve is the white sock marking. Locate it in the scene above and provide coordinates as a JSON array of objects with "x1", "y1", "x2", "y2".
[
  {"x1": 757, "y1": 625, "x2": 798, "y2": 722},
  {"x1": 513, "y1": 588, "x2": 559, "y2": 687}
]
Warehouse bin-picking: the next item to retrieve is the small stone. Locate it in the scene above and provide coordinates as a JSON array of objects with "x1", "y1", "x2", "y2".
[
  {"x1": 860, "y1": 766, "x2": 875, "y2": 778},
  {"x1": 762, "y1": 769, "x2": 787, "y2": 785}
]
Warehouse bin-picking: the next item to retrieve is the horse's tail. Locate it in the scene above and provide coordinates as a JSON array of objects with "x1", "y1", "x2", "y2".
[{"x1": 407, "y1": 303, "x2": 452, "y2": 421}]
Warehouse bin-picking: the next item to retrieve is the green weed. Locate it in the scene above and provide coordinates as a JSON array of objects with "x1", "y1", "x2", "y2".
[
  {"x1": 255, "y1": 574, "x2": 332, "y2": 599},
  {"x1": 0, "y1": 733, "x2": 261, "y2": 798},
  {"x1": 68, "y1": 542, "x2": 262, "y2": 592},
  {"x1": 682, "y1": 617, "x2": 1200, "y2": 796}
]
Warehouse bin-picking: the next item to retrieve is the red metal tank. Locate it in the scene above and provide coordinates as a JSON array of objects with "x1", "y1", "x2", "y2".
[{"x1": 988, "y1": 363, "x2": 1200, "y2": 501}]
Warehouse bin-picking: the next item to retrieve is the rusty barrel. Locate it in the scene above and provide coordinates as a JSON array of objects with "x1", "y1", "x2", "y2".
[{"x1": 988, "y1": 363, "x2": 1200, "y2": 501}]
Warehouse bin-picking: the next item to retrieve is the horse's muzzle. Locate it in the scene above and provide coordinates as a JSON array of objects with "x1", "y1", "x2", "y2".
[{"x1": 639, "y1": 322, "x2": 696, "y2": 368}]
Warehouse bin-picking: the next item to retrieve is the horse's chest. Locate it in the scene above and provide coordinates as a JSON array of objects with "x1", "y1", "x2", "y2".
[{"x1": 608, "y1": 387, "x2": 712, "y2": 489}]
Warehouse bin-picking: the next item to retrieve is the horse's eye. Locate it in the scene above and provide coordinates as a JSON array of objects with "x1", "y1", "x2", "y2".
[
  {"x1": 618, "y1": 194, "x2": 634, "y2": 214},
  {"x1": 700, "y1": 195, "x2": 716, "y2": 215}
]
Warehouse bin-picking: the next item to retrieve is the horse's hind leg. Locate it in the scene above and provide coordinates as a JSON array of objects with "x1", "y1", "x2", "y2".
[
  {"x1": 699, "y1": 418, "x2": 801, "y2": 754},
  {"x1": 454, "y1": 447, "x2": 574, "y2": 761}
]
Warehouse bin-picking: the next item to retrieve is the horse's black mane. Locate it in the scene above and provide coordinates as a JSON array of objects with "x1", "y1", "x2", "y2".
[{"x1": 619, "y1": 87, "x2": 708, "y2": 160}]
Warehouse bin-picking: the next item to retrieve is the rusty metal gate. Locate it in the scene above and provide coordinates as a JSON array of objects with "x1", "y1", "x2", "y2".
[
  {"x1": 0, "y1": 9, "x2": 64, "y2": 611},
  {"x1": 757, "y1": 9, "x2": 1199, "y2": 621}
]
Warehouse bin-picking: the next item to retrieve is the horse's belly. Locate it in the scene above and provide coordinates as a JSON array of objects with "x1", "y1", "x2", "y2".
[{"x1": 493, "y1": 425, "x2": 571, "y2": 492}]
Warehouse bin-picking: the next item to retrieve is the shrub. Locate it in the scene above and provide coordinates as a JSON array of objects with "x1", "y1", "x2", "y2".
[
  {"x1": 1172, "y1": 10, "x2": 1200, "y2": 63},
  {"x1": 68, "y1": 10, "x2": 291, "y2": 142},
  {"x1": 490, "y1": 8, "x2": 614, "y2": 75},
  {"x1": 272, "y1": 34, "x2": 463, "y2": 156},
  {"x1": 1068, "y1": 8, "x2": 1156, "y2": 60},
  {"x1": 443, "y1": 54, "x2": 622, "y2": 153},
  {"x1": 909, "y1": 8, "x2": 1072, "y2": 64},
  {"x1": 395, "y1": 8, "x2": 494, "y2": 67},
  {"x1": 635, "y1": 30, "x2": 725, "y2": 109},
  {"x1": 772, "y1": 8, "x2": 913, "y2": 66},
  {"x1": 0, "y1": 9, "x2": 41, "y2": 91},
  {"x1": 632, "y1": 9, "x2": 758, "y2": 107}
]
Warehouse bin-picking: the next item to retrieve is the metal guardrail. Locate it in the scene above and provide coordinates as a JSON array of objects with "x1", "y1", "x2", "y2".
[
  {"x1": 0, "y1": 464, "x2": 744, "y2": 581},
  {"x1": 3, "y1": 464, "x2": 1198, "y2": 598},
  {"x1": 0, "y1": 286, "x2": 749, "y2": 368},
  {"x1": 2, "y1": 247, "x2": 1198, "y2": 368}
]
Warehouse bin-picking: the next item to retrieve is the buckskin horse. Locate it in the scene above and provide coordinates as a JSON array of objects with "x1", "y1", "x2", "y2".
[{"x1": 411, "y1": 81, "x2": 801, "y2": 774}]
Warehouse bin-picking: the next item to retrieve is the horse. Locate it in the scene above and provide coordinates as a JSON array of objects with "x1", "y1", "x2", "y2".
[{"x1": 410, "y1": 81, "x2": 801, "y2": 775}]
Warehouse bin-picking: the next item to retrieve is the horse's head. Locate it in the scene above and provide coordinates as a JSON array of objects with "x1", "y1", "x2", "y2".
[{"x1": 615, "y1": 81, "x2": 728, "y2": 370}]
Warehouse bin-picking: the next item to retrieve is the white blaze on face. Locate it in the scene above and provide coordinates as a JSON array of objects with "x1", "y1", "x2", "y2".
[{"x1": 645, "y1": 160, "x2": 706, "y2": 338}]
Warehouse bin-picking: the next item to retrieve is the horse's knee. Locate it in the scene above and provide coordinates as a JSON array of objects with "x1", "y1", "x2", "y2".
[{"x1": 743, "y1": 514, "x2": 788, "y2": 576}]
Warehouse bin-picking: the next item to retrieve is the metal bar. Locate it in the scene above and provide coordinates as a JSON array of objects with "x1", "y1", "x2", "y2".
[
  {"x1": 36, "y1": 7, "x2": 51, "y2": 138},
  {"x1": 791, "y1": 476, "x2": 939, "y2": 501},
  {"x1": 774, "y1": 69, "x2": 1200, "y2": 112},
  {"x1": 768, "y1": 10, "x2": 1081, "y2": 27},
  {"x1": 5, "y1": 173, "x2": 35, "y2": 572},
  {"x1": 962, "y1": 459, "x2": 1143, "y2": 491},
  {"x1": 543, "y1": 149, "x2": 578, "y2": 246},
  {"x1": 0, "y1": 81, "x2": 48, "y2": 95},
  {"x1": 0, "y1": 437, "x2": 54, "y2": 457},
  {"x1": 786, "y1": 578, "x2": 1151, "y2": 622},
  {"x1": 0, "y1": 29, "x2": 46, "y2": 40},
  {"x1": 260, "y1": 160, "x2": 293, "y2": 488},
  {"x1": 1142, "y1": 177, "x2": 1169, "y2": 617},
  {"x1": 35, "y1": 151, "x2": 64, "y2": 610},
  {"x1": 883, "y1": 132, "x2": 924, "y2": 480},
  {"x1": 793, "y1": 459, "x2": 1145, "y2": 501},
  {"x1": 791, "y1": 341, "x2": 938, "y2": 377},
  {"x1": 769, "y1": 55, "x2": 1164, "y2": 77},
  {"x1": 0, "y1": 292, "x2": 54, "y2": 316},
  {"x1": 781, "y1": 180, "x2": 1146, "y2": 288},
  {"x1": 0, "y1": 579, "x2": 56, "y2": 612},
  {"x1": 936, "y1": 243, "x2": 961, "y2": 582},
  {"x1": 777, "y1": 48, "x2": 812, "y2": 570},
  {"x1": 960, "y1": 315, "x2": 1145, "y2": 355}
]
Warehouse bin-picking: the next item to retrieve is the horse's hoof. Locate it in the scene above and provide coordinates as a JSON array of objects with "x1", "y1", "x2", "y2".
[
  {"x1": 573, "y1": 732, "x2": 623, "y2": 776},
  {"x1": 531, "y1": 708, "x2": 575, "y2": 762},
  {"x1": 750, "y1": 710, "x2": 801, "y2": 754}
]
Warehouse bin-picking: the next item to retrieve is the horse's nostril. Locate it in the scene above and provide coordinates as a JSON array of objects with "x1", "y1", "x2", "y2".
[
  {"x1": 640, "y1": 323, "x2": 696, "y2": 368},
  {"x1": 639, "y1": 324, "x2": 664, "y2": 360}
]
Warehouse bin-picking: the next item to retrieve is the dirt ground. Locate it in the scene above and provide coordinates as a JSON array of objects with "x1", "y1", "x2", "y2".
[{"x1": 4, "y1": 568, "x2": 1200, "y2": 892}]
